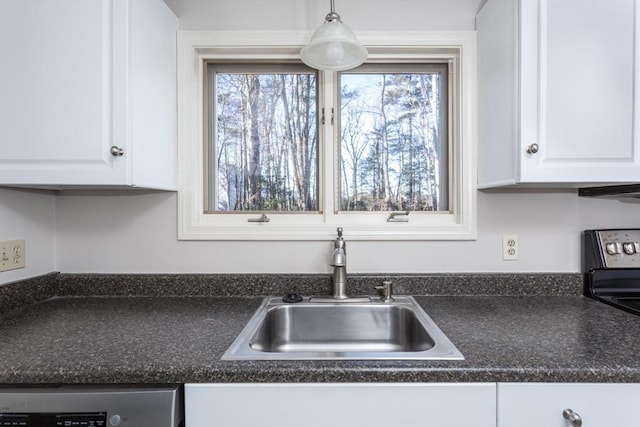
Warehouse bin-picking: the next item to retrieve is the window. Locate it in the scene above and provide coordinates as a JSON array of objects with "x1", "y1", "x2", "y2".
[
  {"x1": 206, "y1": 64, "x2": 319, "y2": 213},
  {"x1": 178, "y1": 32, "x2": 476, "y2": 240},
  {"x1": 337, "y1": 64, "x2": 448, "y2": 213}
]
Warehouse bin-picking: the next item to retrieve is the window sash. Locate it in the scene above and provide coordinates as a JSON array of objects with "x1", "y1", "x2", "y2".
[
  {"x1": 337, "y1": 63, "x2": 450, "y2": 213},
  {"x1": 205, "y1": 62, "x2": 320, "y2": 213}
]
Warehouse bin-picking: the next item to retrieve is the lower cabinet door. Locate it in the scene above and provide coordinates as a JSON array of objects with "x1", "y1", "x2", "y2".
[
  {"x1": 497, "y1": 383, "x2": 640, "y2": 427},
  {"x1": 185, "y1": 383, "x2": 496, "y2": 427}
]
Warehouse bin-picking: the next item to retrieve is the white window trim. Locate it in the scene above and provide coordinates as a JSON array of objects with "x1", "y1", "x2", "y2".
[{"x1": 177, "y1": 31, "x2": 477, "y2": 241}]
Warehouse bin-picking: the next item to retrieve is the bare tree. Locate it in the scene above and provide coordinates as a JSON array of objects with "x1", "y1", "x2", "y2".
[{"x1": 246, "y1": 75, "x2": 262, "y2": 209}]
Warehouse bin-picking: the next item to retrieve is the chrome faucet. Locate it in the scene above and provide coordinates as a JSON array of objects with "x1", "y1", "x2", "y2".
[
  {"x1": 331, "y1": 227, "x2": 348, "y2": 299},
  {"x1": 314, "y1": 227, "x2": 370, "y2": 303}
]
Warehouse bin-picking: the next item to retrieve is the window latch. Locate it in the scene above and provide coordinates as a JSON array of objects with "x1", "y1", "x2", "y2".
[
  {"x1": 387, "y1": 211, "x2": 410, "y2": 222},
  {"x1": 320, "y1": 108, "x2": 334, "y2": 125},
  {"x1": 248, "y1": 213, "x2": 270, "y2": 223}
]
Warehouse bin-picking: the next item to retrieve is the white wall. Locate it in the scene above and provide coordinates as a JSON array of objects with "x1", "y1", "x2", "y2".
[
  {"x1": 163, "y1": 0, "x2": 484, "y2": 32},
  {"x1": 54, "y1": 190, "x2": 640, "y2": 274},
  {"x1": 4, "y1": 0, "x2": 640, "y2": 279},
  {"x1": 0, "y1": 188, "x2": 56, "y2": 285}
]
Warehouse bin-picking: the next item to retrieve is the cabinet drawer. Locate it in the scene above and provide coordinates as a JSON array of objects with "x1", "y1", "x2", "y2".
[
  {"x1": 497, "y1": 383, "x2": 640, "y2": 427},
  {"x1": 185, "y1": 383, "x2": 496, "y2": 427}
]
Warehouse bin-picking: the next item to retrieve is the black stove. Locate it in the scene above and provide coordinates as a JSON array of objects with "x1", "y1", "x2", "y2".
[{"x1": 584, "y1": 229, "x2": 640, "y2": 316}]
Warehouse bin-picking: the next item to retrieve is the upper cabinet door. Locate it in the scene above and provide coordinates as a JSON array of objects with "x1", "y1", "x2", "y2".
[
  {"x1": 0, "y1": 0, "x2": 177, "y2": 189},
  {"x1": 520, "y1": 0, "x2": 639, "y2": 183},
  {"x1": 477, "y1": 0, "x2": 640, "y2": 188}
]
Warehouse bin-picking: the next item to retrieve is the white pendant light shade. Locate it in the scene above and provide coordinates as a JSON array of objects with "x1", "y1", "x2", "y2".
[{"x1": 300, "y1": 2, "x2": 367, "y2": 71}]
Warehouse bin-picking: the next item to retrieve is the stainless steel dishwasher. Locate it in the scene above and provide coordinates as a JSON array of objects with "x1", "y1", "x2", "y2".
[{"x1": 0, "y1": 385, "x2": 183, "y2": 427}]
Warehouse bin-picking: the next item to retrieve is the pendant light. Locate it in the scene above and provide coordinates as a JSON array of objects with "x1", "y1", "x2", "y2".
[{"x1": 300, "y1": 0, "x2": 368, "y2": 71}]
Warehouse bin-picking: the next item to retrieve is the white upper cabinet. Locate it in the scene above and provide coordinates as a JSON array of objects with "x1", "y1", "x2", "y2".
[
  {"x1": 477, "y1": 0, "x2": 640, "y2": 188},
  {"x1": 0, "y1": 0, "x2": 177, "y2": 189}
]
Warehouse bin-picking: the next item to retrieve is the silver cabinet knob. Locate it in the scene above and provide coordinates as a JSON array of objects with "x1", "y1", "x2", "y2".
[
  {"x1": 526, "y1": 143, "x2": 539, "y2": 154},
  {"x1": 110, "y1": 146, "x2": 125, "y2": 157},
  {"x1": 562, "y1": 409, "x2": 582, "y2": 427}
]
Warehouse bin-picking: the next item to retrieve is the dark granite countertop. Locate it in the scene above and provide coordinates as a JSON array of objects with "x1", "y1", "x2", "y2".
[{"x1": 1, "y1": 273, "x2": 640, "y2": 384}]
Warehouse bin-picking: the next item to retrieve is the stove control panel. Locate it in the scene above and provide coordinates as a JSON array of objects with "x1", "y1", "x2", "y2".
[{"x1": 584, "y1": 229, "x2": 640, "y2": 270}]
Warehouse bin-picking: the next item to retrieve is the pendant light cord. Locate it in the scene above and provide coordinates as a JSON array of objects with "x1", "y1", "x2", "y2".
[{"x1": 325, "y1": 0, "x2": 341, "y2": 22}]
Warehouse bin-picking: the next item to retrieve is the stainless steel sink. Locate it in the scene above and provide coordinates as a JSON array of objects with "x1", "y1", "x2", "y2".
[{"x1": 222, "y1": 296, "x2": 463, "y2": 360}]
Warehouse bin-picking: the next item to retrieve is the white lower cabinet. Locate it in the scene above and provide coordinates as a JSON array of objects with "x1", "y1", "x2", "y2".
[
  {"x1": 186, "y1": 382, "x2": 640, "y2": 427},
  {"x1": 185, "y1": 383, "x2": 496, "y2": 427},
  {"x1": 497, "y1": 383, "x2": 640, "y2": 427}
]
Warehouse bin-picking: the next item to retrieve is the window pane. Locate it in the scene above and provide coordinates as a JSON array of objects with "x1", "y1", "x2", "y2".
[
  {"x1": 338, "y1": 66, "x2": 448, "y2": 212},
  {"x1": 207, "y1": 65, "x2": 318, "y2": 212}
]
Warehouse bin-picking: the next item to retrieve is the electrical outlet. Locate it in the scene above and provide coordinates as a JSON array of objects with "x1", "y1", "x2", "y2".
[
  {"x1": 0, "y1": 239, "x2": 25, "y2": 272},
  {"x1": 503, "y1": 234, "x2": 519, "y2": 261}
]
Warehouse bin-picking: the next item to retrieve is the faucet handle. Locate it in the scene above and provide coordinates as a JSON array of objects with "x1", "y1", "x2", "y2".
[
  {"x1": 336, "y1": 227, "x2": 343, "y2": 238},
  {"x1": 375, "y1": 281, "x2": 394, "y2": 302}
]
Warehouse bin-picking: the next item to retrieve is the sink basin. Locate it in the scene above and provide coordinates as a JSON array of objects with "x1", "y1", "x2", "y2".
[{"x1": 222, "y1": 296, "x2": 463, "y2": 360}]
